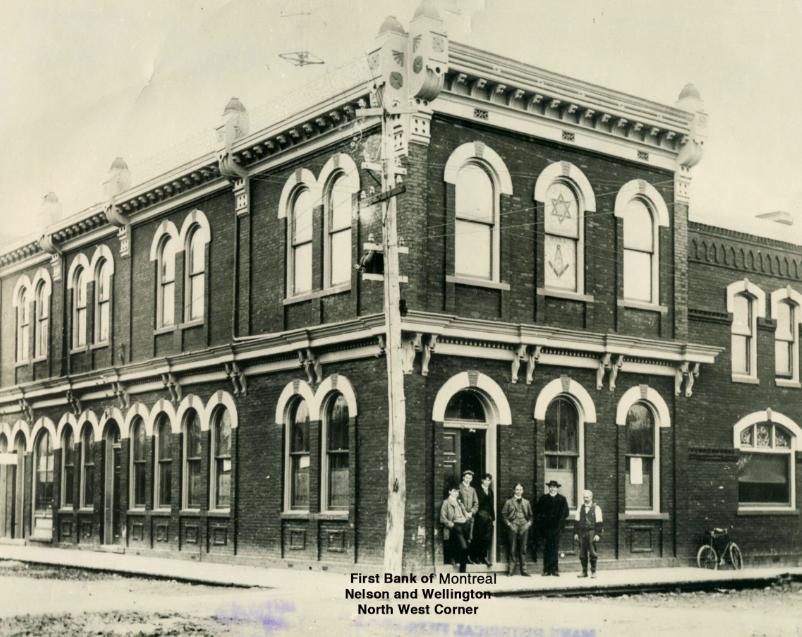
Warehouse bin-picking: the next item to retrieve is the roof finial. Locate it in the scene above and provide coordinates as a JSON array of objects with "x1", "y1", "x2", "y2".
[
  {"x1": 104, "y1": 157, "x2": 131, "y2": 199},
  {"x1": 41, "y1": 192, "x2": 62, "y2": 225},
  {"x1": 220, "y1": 97, "x2": 250, "y2": 147}
]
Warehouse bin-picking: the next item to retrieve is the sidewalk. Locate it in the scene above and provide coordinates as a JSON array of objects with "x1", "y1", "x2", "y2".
[{"x1": 0, "y1": 544, "x2": 799, "y2": 596}]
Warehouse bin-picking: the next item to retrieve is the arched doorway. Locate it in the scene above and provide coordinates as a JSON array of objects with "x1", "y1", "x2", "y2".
[
  {"x1": 443, "y1": 391, "x2": 489, "y2": 492},
  {"x1": 102, "y1": 421, "x2": 121, "y2": 545}
]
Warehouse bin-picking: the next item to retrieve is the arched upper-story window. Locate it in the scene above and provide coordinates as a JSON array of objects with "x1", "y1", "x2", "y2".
[
  {"x1": 286, "y1": 400, "x2": 311, "y2": 511},
  {"x1": 158, "y1": 236, "x2": 177, "y2": 328},
  {"x1": 184, "y1": 225, "x2": 206, "y2": 323},
  {"x1": 80, "y1": 423, "x2": 95, "y2": 509},
  {"x1": 289, "y1": 188, "x2": 314, "y2": 296},
  {"x1": 154, "y1": 414, "x2": 172, "y2": 509},
  {"x1": 544, "y1": 397, "x2": 580, "y2": 508},
  {"x1": 14, "y1": 281, "x2": 30, "y2": 363},
  {"x1": 34, "y1": 280, "x2": 49, "y2": 358},
  {"x1": 61, "y1": 426, "x2": 75, "y2": 508},
  {"x1": 615, "y1": 180, "x2": 670, "y2": 306},
  {"x1": 325, "y1": 175, "x2": 353, "y2": 288},
  {"x1": 444, "y1": 142, "x2": 513, "y2": 286},
  {"x1": 535, "y1": 162, "x2": 596, "y2": 296},
  {"x1": 771, "y1": 287, "x2": 802, "y2": 384},
  {"x1": 34, "y1": 431, "x2": 54, "y2": 512},
  {"x1": 182, "y1": 410, "x2": 202, "y2": 510},
  {"x1": 727, "y1": 279, "x2": 767, "y2": 382},
  {"x1": 94, "y1": 259, "x2": 112, "y2": 345},
  {"x1": 734, "y1": 411, "x2": 800, "y2": 511},
  {"x1": 130, "y1": 418, "x2": 147, "y2": 509},
  {"x1": 73, "y1": 266, "x2": 88, "y2": 348},
  {"x1": 322, "y1": 394, "x2": 349, "y2": 511}
]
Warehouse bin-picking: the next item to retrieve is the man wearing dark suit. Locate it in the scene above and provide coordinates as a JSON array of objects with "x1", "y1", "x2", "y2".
[
  {"x1": 536, "y1": 479, "x2": 569, "y2": 576},
  {"x1": 501, "y1": 483, "x2": 533, "y2": 576},
  {"x1": 470, "y1": 473, "x2": 495, "y2": 567}
]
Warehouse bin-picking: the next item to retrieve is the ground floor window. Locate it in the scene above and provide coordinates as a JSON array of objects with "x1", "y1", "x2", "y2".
[{"x1": 737, "y1": 422, "x2": 793, "y2": 507}]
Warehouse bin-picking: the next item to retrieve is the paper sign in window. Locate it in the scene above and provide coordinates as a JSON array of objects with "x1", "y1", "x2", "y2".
[
  {"x1": 223, "y1": 459, "x2": 232, "y2": 472},
  {"x1": 630, "y1": 457, "x2": 643, "y2": 485}
]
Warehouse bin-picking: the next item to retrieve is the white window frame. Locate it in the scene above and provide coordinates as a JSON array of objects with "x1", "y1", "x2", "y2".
[
  {"x1": 13, "y1": 281, "x2": 30, "y2": 364},
  {"x1": 209, "y1": 408, "x2": 232, "y2": 512},
  {"x1": 727, "y1": 279, "x2": 767, "y2": 384},
  {"x1": 93, "y1": 259, "x2": 112, "y2": 345},
  {"x1": 623, "y1": 402, "x2": 658, "y2": 514},
  {"x1": 128, "y1": 418, "x2": 147, "y2": 510},
  {"x1": 733, "y1": 409, "x2": 800, "y2": 513},
  {"x1": 319, "y1": 154, "x2": 359, "y2": 291},
  {"x1": 320, "y1": 393, "x2": 350, "y2": 513},
  {"x1": 771, "y1": 287, "x2": 802, "y2": 387},
  {"x1": 153, "y1": 415, "x2": 172, "y2": 511},
  {"x1": 543, "y1": 395, "x2": 585, "y2": 511},
  {"x1": 615, "y1": 385, "x2": 671, "y2": 517},
  {"x1": 181, "y1": 410, "x2": 202, "y2": 511},
  {"x1": 287, "y1": 187, "x2": 315, "y2": 297},
  {"x1": 614, "y1": 179, "x2": 670, "y2": 308},
  {"x1": 444, "y1": 141, "x2": 513, "y2": 288},
  {"x1": 183, "y1": 226, "x2": 206, "y2": 324},
  {"x1": 31, "y1": 268, "x2": 52, "y2": 360},
  {"x1": 284, "y1": 399, "x2": 311, "y2": 512}
]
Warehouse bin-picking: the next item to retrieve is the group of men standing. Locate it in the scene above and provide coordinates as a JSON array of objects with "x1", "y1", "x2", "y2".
[{"x1": 440, "y1": 472, "x2": 603, "y2": 578}]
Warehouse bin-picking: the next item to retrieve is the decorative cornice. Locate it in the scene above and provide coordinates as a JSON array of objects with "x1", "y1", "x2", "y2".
[
  {"x1": 690, "y1": 221, "x2": 802, "y2": 254},
  {"x1": 443, "y1": 42, "x2": 692, "y2": 157}
]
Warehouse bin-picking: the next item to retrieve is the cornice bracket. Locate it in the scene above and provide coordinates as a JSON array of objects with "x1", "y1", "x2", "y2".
[
  {"x1": 298, "y1": 349, "x2": 322, "y2": 385},
  {"x1": 224, "y1": 361, "x2": 248, "y2": 396},
  {"x1": 161, "y1": 372, "x2": 182, "y2": 404}
]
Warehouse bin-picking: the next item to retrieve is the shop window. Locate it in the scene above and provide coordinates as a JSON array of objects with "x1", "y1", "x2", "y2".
[
  {"x1": 545, "y1": 398, "x2": 579, "y2": 508},
  {"x1": 323, "y1": 394, "x2": 349, "y2": 510},
  {"x1": 130, "y1": 419, "x2": 146, "y2": 509},
  {"x1": 737, "y1": 422, "x2": 794, "y2": 508},
  {"x1": 154, "y1": 415, "x2": 172, "y2": 509},
  {"x1": 210, "y1": 408, "x2": 232, "y2": 510},
  {"x1": 182, "y1": 410, "x2": 202, "y2": 509},
  {"x1": 61, "y1": 428, "x2": 75, "y2": 508},
  {"x1": 625, "y1": 403, "x2": 655, "y2": 511},
  {"x1": 287, "y1": 400, "x2": 311, "y2": 510}
]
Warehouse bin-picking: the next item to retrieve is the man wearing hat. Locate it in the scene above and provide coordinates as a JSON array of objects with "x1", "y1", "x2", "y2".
[
  {"x1": 458, "y1": 469, "x2": 479, "y2": 547},
  {"x1": 536, "y1": 480, "x2": 569, "y2": 576}
]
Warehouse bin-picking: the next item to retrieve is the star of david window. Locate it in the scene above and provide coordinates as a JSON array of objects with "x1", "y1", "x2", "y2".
[{"x1": 544, "y1": 182, "x2": 581, "y2": 292}]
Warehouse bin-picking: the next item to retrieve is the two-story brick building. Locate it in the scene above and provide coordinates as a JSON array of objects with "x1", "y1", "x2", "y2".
[{"x1": 0, "y1": 5, "x2": 799, "y2": 572}]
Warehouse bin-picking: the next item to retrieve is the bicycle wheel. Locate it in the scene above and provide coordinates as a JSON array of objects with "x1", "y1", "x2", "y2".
[
  {"x1": 697, "y1": 544, "x2": 718, "y2": 569},
  {"x1": 727, "y1": 543, "x2": 743, "y2": 570}
]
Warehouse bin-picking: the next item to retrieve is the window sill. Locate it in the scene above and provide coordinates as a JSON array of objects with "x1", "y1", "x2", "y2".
[
  {"x1": 737, "y1": 508, "x2": 798, "y2": 516},
  {"x1": 180, "y1": 320, "x2": 204, "y2": 330},
  {"x1": 69, "y1": 347, "x2": 90, "y2": 355},
  {"x1": 775, "y1": 378, "x2": 801, "y2": 389},
  {"x1": 179, "y1": 509, "x2": 201, "y2": 516},
  {"x1": 617, "y1": 299, "x2": 668, "y2": 314},
  {"x1": 537, "y1": 287, "x2": 594, "y2": 303},
  {"x1": 58, "y1": 507, "x2": 75, "y2": 513},
  {"x1": 283, "y1": 283, "x2": 351, "y2": 306},
  {"x1": 77, "y1": 508, "x2": 94, "y2": 514},
  {"x1": 362, "y1": 273, "x2": 408, "y2": 283},
  {"x1": 153, "y1": 326, "x2": 176, "y2": 336},
  {"x1": 126, "y1": 509, "x2": 147, "y2": 515},
  {"x1": 281, "y1": 511, "x2": 311, "y2": 519},
  {"x1": 14, "y1": 360, "x2": 29, "y2": 368},
  {"x1": 91, "y1": 342, "x2": 110, "y2": 351},
  {"x1": 731, "y1": 374, "x2": 760, "y2": 385},
  {"x1": 207, "y1": 510, "x2": 231, "y2": 518},
  {"x1": 150, "y1": 509, "x2": 172, "y2": 516},
  {"x1": 447, "y1": 275, "x2": 510, "y2": 291},
  {"x1": 318, "y1": 511, "x2": 349, "y2": 520},
  {"x1": 618, "y1": 512, "x2": 669, "y2": 521},
  {"x1": 32, "y1": 356, "x2": 48, "y2": 364}
]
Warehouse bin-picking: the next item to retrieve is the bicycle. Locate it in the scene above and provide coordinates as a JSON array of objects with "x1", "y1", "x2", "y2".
[{"x1": 696, "y1": 527, "x2": 743, "y2": 570}]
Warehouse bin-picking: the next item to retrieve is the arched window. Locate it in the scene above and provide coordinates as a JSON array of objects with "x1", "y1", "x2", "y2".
[
  {"x1": 325, "y1": 175, "x2": 352, "y2": 288},
  {"x1": 33, "y1": 281, "x2": 49, "y2": 359},
  {"x1": 154, "y1": 415, "x2": 172, "y2": 509},
  {"x1": 16, "y1": 286, "x2": 30, "y2": 362},
  {"x1": 625, "y1": 403, "x2": 655, "y2": 511},
  {"x1": 323, "y1": 394, "x2": 349, "y2": 510},
  {"x1": 80, "y1": 424, "x2": 95, "y2": 509},
  {"x1": 287, "y1": 400, "x2": 310, "y2": 510},
  {"x1": 184, "y1": 226, "x2": 206, "y2": 322},
  {"x1": 544, "y1": 182, "x2": 582, "y2": 293},
  {"x1": 72, "y1": 267, "x2": 87, "y2": 349},
  {"x1": 622, "y1": 199, "x2": 657, "y2": 303},
  {"x1": 34, "y1": 432, "x2": 53, "y2": 511},
  {"x1": 771, "y1": 287, "x2": 802, "y2": 384},
  {"x1": 130, "y1": 419, "x2": 146, "y2": 509},
  {"x1": 737, "y1": 421, "x2": 795, "y2": 508},
  {"x1": 210, "y1": 409, "x2": 232, "y2": 509},
  {"x1": 94, "y1": 259, "x2": 112, "y2": 344},
  {"x1": 544, "y1": 398, "x2": 580, "y2": 508},
  {"x1": 732, "y1": 293, "x2": 755, "y2": 376},
  {"x1": 289, "y1": 189, "x2": 314, "y2": 296},
  {"x1": 61, "y1": 428, "x2": 75, "y2": 508},
  {"x1": 445, "y1": 390, "x2": 486, "y2": 422},
  {"x1": 182, "y1": 410, "x2": 202, "y2": 509},
  {"x1": 455, "y1": 163, "x2": 496, "y2": 281},
  {"x1": 157, "y1": 236, "x2": 176, "y2": 328}
]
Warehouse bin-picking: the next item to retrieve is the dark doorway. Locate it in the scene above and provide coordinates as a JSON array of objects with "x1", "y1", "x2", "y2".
[{"x1": 103, "y1": 423, "x2": 122, "y2": 545}]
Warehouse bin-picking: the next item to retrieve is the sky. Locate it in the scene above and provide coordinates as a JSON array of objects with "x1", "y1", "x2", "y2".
[{"x1": 1, "y1": 0, "x2": 801, "y2": 245}]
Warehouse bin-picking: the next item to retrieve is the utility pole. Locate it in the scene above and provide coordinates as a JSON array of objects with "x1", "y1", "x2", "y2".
[{"x1": 363, "y1": 3, "x2": 448, "y2": 573}]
